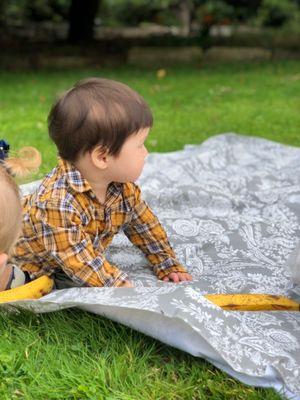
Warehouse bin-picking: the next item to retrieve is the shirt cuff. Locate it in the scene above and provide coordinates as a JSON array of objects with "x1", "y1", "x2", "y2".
[
  {"x1": 153, "y1": 259, "x2": 188, "y2": 279},
  {"x1": 106, "y1": 271, "x2": 129, "y2": 287}
]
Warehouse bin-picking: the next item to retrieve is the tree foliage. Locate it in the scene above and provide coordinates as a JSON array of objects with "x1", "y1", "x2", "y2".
[{"x1": 0, "y1": 0, "x2": 299, "y2": 34}]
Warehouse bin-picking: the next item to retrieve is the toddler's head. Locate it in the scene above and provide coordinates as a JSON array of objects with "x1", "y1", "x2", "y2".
[
  {"x1": 0, "y1": 167, "x2": 22, "y2": 255},
  {"x1": 48, "y1": 77, "x2": 153, "y2": 163},
  {"x1": 0, "y1": 146, "x2": 41, "y2": 257}
]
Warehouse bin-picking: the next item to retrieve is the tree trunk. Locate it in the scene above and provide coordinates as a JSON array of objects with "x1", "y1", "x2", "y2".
[
  {"x1": 68, "y1": 0, "x2": 99, "y2": 43},
  {"x1": 178, "y1": 0, "x2": 193, "y2": 37}
]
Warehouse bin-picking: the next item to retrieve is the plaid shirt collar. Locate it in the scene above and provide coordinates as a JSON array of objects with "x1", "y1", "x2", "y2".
[{"x1": 58, "y1": 158, "x2": 123, "y2": 204}]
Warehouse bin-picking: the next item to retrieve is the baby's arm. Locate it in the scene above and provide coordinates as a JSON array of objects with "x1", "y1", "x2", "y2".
[
  {"x1": 0, "y1": 254, "x2": 10, "y2": 290},
  {"x1": 0, "y1": 254, "x2": 27, "y2": 291},
  {"x1": 123, "y1": 184, "x2": 192, "y2": 282}
]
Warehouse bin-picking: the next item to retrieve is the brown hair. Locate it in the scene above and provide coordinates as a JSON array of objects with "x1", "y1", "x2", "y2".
[
  {"x1": 0, "y1": 167, "x2": 22, "y2": 254},
  {"x1": 48, "y1": 77, "x2": 153, "y2": 162}
]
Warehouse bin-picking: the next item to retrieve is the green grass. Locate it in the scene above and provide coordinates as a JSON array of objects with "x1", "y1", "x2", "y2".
[
  {"x1": 0, "y1": 309, "x2": 283, "y2": 400},
  {"x1": 1, "y1": 60, "x2": 300, "y2": 399}
]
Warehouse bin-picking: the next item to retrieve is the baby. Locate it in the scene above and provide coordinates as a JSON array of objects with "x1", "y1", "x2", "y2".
[
  {"x1": 12, "y1": 78, "x2": 192, "y2": 288},
  {"x1": 0, "y1": 146, "x2": 41, "y2": 290}
]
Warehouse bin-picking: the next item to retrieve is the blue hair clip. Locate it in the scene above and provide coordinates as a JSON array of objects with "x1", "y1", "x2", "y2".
[{"x1": 0, "y1": 140, "x2": 10, "y2": 161}]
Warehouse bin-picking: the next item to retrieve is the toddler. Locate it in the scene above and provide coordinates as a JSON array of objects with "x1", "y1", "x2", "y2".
[
  {"x1": 12, "y1": 78, "x2": 192, "y2": 288},
  {"x1": 0, "y1": 146, "x2": 41, "y2": 290}
]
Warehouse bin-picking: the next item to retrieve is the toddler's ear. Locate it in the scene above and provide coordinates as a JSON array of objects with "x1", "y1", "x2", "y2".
[{"x1": 90, "y1": 146, "x2": 109, "y2": 170}]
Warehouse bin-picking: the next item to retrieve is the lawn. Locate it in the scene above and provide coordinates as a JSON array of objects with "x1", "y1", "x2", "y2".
[{"x1": 1, "y1": 60, "x2": 300, "y2": 399}]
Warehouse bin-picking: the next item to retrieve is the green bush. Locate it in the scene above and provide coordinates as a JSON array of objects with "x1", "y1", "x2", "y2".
[
  {"x1": 0, "y1": 0, "x2": 70, "y2": 26},
  {"x1": 100, "y1": 0, "x2": 173, "y2": 27},
  {"x1": 253, "y1": 0, "x2": 300, "y2": 31}
]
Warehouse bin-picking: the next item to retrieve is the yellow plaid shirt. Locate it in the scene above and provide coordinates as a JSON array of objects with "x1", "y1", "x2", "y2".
[{"x1": 13, "y1": 159, "x2": 187, "y2": 287}]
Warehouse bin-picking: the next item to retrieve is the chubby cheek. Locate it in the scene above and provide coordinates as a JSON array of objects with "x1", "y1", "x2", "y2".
[
  {"x1": 129, "y1": 164, "x2": 142, "y2": 178},
  {"x1": 115, "y1": 150, "x2": 146, "y2": 181},
  {"x1": 115, "y1": 162, "x2": 136, "y2": 182},
  {"x1": 129, "y1": 160, "x2": 144, "y2": 180}
]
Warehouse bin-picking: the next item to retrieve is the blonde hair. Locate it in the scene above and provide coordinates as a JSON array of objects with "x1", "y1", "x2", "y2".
[
  {"x1": 4, "y1": 146, "x2": 41, "y2": 177},
  {"x1": 0, "y1": 146, "x2": 41, "y2": 254}
]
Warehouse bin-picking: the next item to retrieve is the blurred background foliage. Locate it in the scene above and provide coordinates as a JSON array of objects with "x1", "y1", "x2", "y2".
[{"x1": 0, "y1": 0, "x2": 299, "y2": 41}]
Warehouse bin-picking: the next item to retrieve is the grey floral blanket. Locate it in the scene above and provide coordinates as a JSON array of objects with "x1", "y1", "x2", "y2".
[{"x1": 6, "y1": 134, "x2": 300, "y2": 399}]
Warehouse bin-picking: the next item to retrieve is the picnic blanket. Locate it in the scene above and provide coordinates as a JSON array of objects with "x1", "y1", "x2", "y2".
[{"x1": 5, "y1": 133, "x2": 300, "y2": 399}]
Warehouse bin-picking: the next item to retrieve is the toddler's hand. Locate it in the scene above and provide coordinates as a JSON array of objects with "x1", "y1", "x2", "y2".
[
  {"x1": 162, "y1": 272, "x2": 192, "y2": 283},
  {"x1": 118, "y1": 280, "x2": 134, "y2": 288}
]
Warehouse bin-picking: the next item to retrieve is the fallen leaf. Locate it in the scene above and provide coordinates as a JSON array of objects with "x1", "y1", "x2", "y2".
[{"x1": 157, "y1": 69, "x2": 167, "y2": 79}]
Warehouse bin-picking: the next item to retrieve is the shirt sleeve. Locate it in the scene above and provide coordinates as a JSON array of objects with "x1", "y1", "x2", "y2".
[
  {"x1": 123, "y1": 184, "x2": 187, "y2": 279},
  {"x1": 27, "y1": 200, "x2": 128, "y2": 288}
]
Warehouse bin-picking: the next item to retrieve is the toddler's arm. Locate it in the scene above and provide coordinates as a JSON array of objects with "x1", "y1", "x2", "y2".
[{"x1": 123, "y1": 184, "x2": 191, "y2": 281}]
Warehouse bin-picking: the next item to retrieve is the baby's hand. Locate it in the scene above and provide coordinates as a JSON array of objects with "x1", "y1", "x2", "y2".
[
  {"x1": 118, "y1": 280, "x2": 134, "y2": 288},
  {"x1": 162, "y1": 272, "x2": 193, "y2": 283}
]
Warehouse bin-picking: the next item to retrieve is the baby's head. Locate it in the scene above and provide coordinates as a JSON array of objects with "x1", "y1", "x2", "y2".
[
  {"x1": 0, "y1": 166, "x2": 22, "y2": 256},
  {"x1": 48, "y1": 78, "x2": 153, "y2": 182}
]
